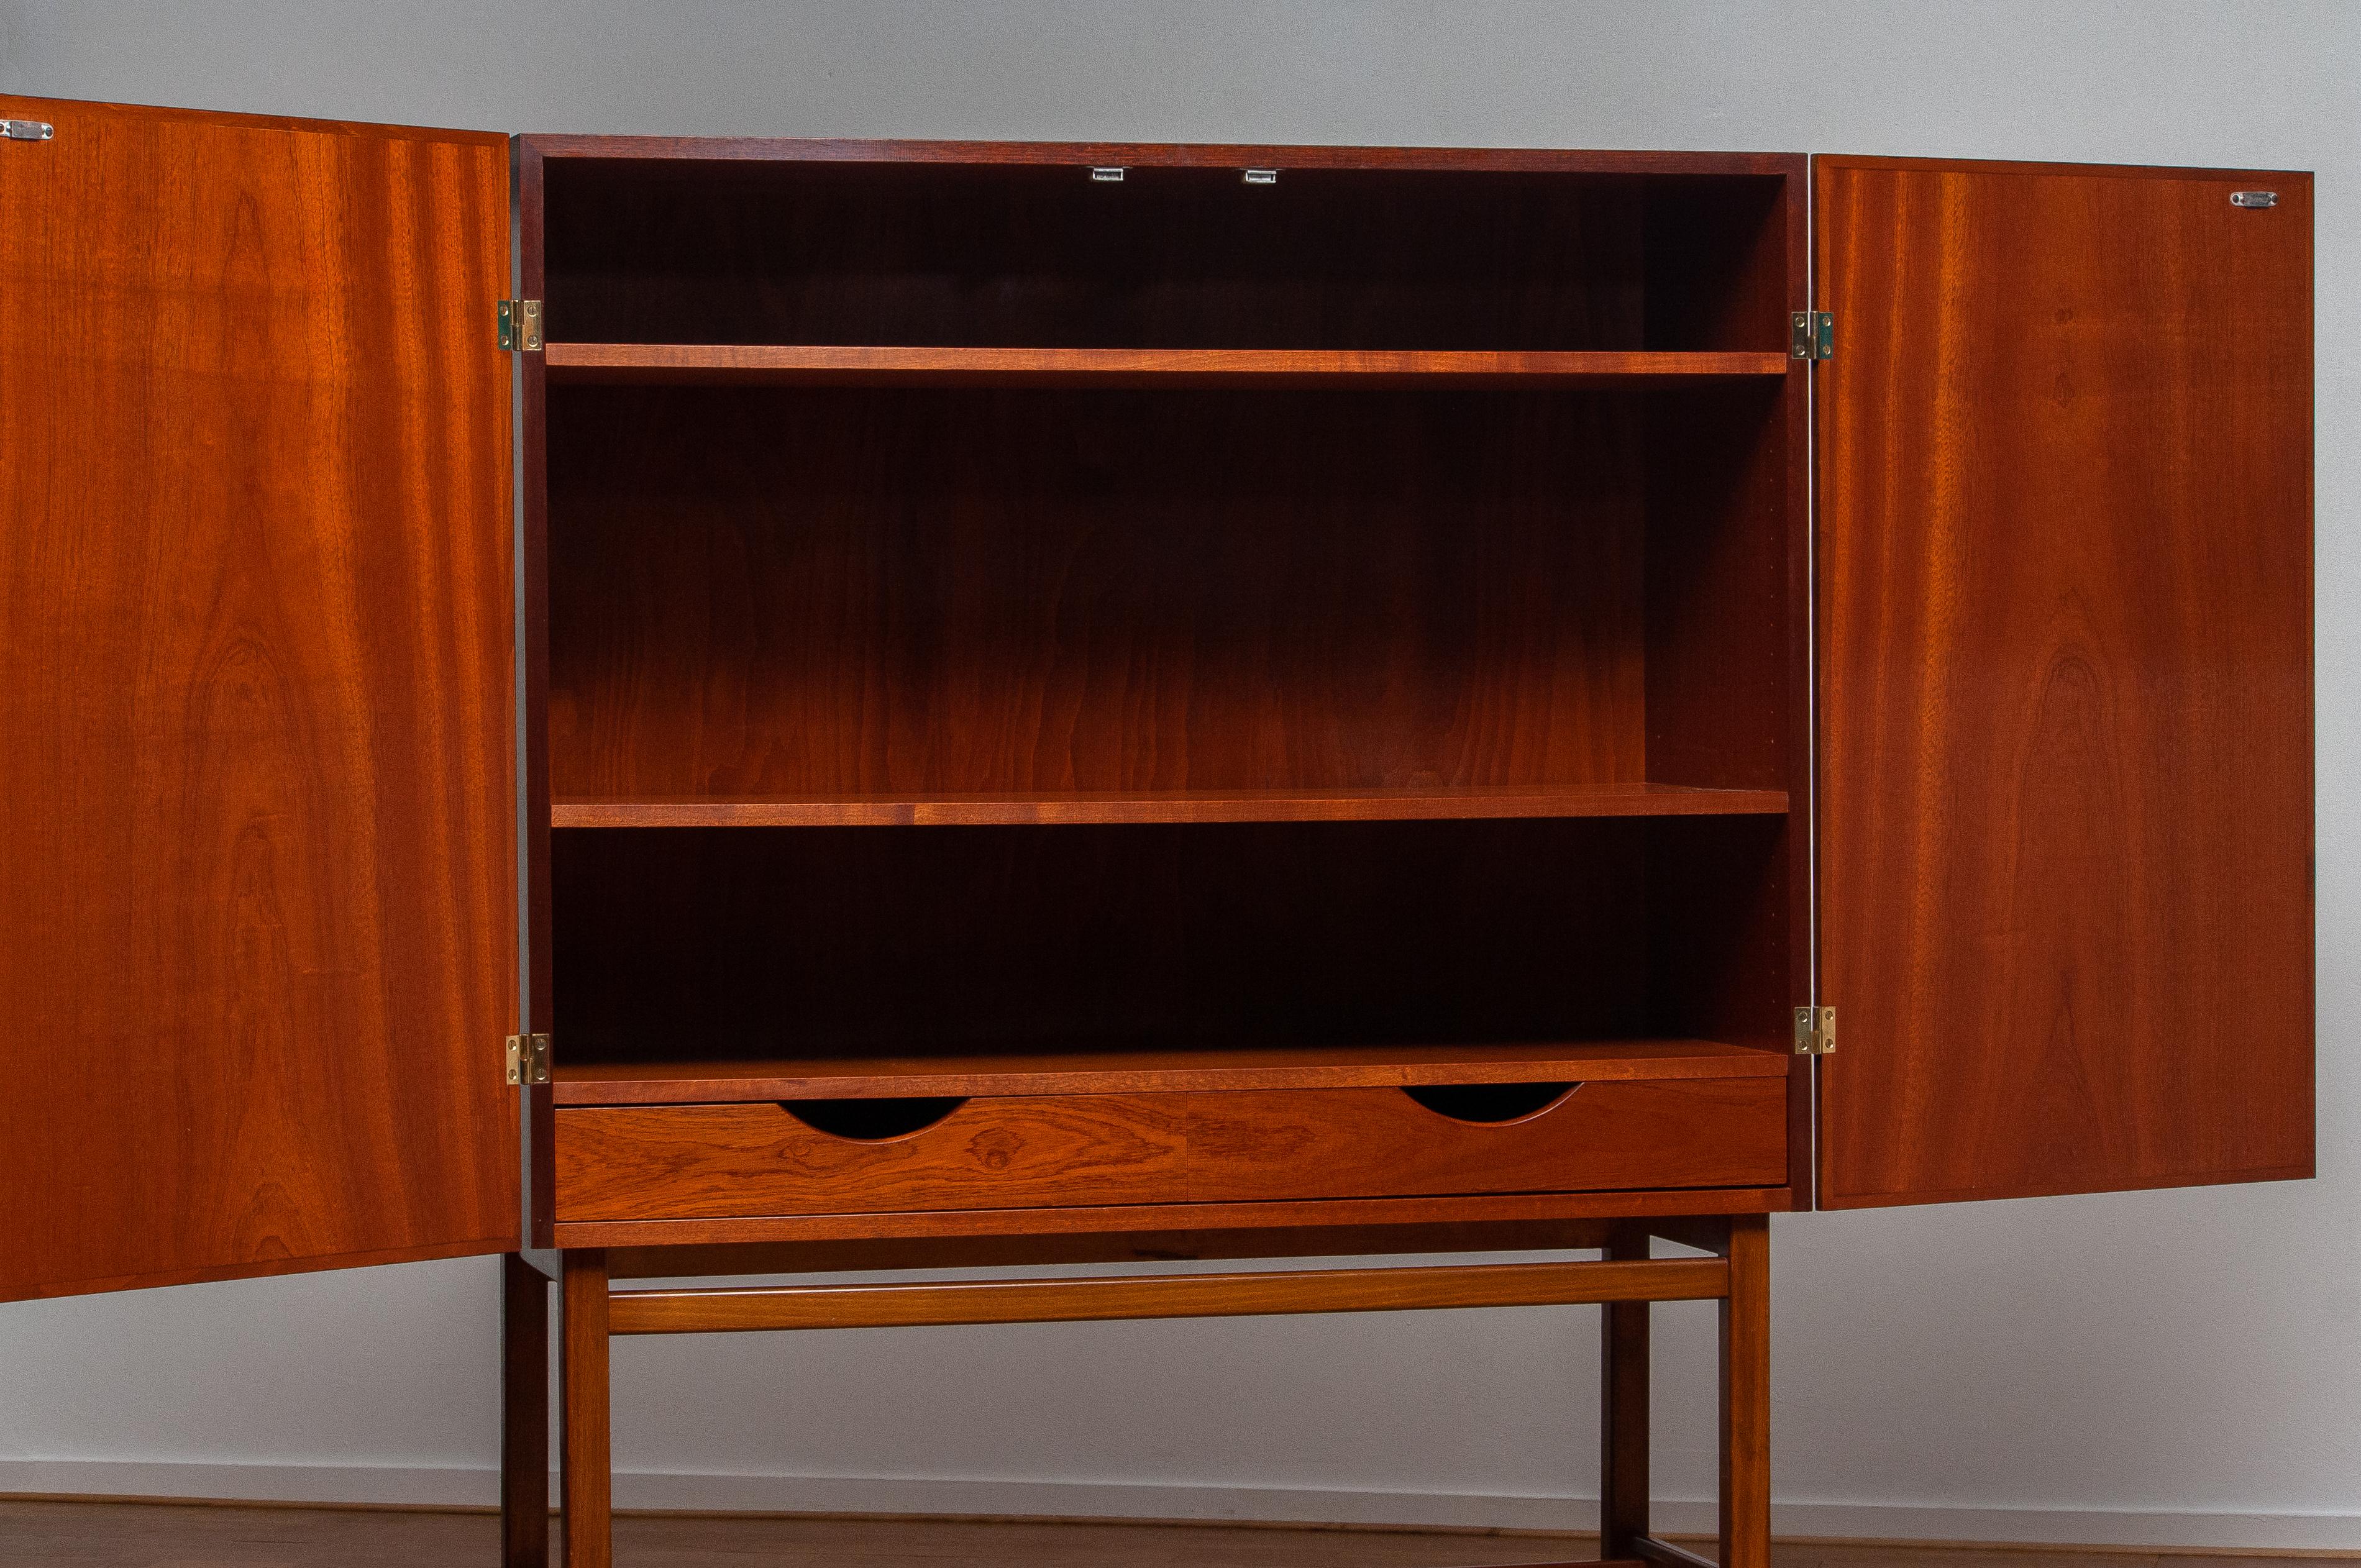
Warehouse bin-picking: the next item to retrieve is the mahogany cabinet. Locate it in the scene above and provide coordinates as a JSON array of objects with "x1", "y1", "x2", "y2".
[{"x1": 0, "y1": 94, "x2": 2312, "y2": 1568}]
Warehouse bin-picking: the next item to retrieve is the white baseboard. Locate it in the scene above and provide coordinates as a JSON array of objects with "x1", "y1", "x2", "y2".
[{"x1": 1, "y1": 1461, "x2": 2355, "y2": 1552}]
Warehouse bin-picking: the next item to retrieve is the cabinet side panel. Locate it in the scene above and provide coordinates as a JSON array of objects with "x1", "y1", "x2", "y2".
[
  {"x1": 0, "y1": 95, "x2": 520, "y2": 1297},
  {"x1": 1814, "y1": 158, "x2": 2313, "y2": 1206}
]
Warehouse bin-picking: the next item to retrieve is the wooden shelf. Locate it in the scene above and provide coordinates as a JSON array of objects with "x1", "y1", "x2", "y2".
[
  {"x1": 550, "y1": 1039, "x2": 1786, "y2": 1106},
  {"x1": 551, "y1": 784, "x2": 1790, "y2": 829},
  {"x1": 541, "y1": 342, "x2": 1793, "y2": 388}
]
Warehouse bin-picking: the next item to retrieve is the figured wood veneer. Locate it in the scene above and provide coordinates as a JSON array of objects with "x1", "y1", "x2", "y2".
[
  {"x1": 546, "y1": 385, "x2": 1656, "y2": 798},
  {"x1": 0, "y1": 94, "x2": 519, "y2": 1301},
  {"x1": 1814, "y1": 157, "x2": 2314, "y2": 1207},
  {"x1": 552, "y1": 1080, "x2": 1787, "y2": 1223}
]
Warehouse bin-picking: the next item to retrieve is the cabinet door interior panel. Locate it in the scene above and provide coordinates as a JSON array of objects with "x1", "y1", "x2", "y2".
[
  {"x1": 0, "y1": 96, "x2": 518, "y2": 1298},
  {"x1": 1814, "y1": 157, "x2": 2313, "y2": 1206}
]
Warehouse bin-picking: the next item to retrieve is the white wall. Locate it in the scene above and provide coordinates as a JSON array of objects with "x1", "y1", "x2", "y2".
[{"x1": 1, "y1": 0, "x2": 2354, "y2": 1547}]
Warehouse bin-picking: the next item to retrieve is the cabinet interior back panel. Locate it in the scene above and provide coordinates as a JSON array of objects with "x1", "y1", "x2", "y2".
[
  {"x1": 550, "y1": 817, "x2": 1805, "y2": 1065},
  {"x1": 546, "y1": 385, "x2": 1651, "y2": 796},
  {"x1": 539, "y1": 160, "x2": 1785, "y2": 352}
]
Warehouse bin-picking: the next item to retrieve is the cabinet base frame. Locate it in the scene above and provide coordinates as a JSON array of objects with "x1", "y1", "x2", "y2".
[{"x1": 504, "y1": 1214, "x2": 1770, "y2": 1568}]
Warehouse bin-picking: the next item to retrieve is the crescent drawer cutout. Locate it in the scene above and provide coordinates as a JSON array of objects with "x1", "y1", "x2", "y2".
[
  {"x1": 780, "y1": 1096, "x2": 970, "y2": 1141},
  {"x1": 1400, "y1": 1082, "x2": 1581, "y2": 1124}
]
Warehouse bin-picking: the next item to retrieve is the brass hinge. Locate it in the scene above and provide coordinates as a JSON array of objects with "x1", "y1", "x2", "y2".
[
  {"x1": 496, "y1": 299, "x2": 543, "y2": 352},
  {"x1": 505, "y1": 1032, "x2": 551, "y2": 1086},
  {"x1": 1792, "y1": 1006, "x2": 1836, "y2": 1056},
  {"x1": 1790, "y1": 310, "x2": 1834, "y2": 361}
]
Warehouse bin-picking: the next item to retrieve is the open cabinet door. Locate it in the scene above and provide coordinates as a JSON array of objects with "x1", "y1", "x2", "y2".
[
  {"x1": 1814, "y1": 157, "x2": 2312, "y2": 1208},
  {"x1": 0, "y1": 97, "x2": 519, "y2": 1297}
]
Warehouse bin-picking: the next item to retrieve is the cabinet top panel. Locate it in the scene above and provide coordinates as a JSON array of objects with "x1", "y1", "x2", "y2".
[{"x1": 518, "y1": 134, "x2": 1804, "y2": 178}]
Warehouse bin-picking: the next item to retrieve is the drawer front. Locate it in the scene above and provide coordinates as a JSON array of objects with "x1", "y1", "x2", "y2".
[{"x1": 554, "y1": 1079, "x2": 1786, "y2": 1223}]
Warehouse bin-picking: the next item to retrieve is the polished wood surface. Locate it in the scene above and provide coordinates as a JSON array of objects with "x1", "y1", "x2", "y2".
[
  {"x1": 601, "y1": 1218, "x2": 1627, "y2": 1279},
  {"x1": 1, "y1": 1502, "x2": 2336, "y2": 1568},
  {"x1": 544, "y1": 343, "x2": 1789, "y2": 385},
  {"x1": 532, "y1": 144, "x2": 1792, "y2": 352},
  {"x1": 1639, "y1": 357, "x2": 1812, "y2": 1198},
  {"x1": 551, "y1": 1039, "x2": 1783, "y2": 1106},
  {"x1": 534, "y1": 146, "x2": 1807, "y2": 1146},
  {"x1": 0, "y1": 93, "x2": 518, "y2": 1300},
  {"x1": 550, "y1": 821, "x2": 1786, "y2": 1075},
  {"x1": 519, "y1": 134, "x2": 559, "y2": 1251},
  {"x1": 550, "y1": 784, "x2": 1788, "y2": 828},
  {"x1": 1720, "y1": 1215, "x2": 1771, "y2": 1568},
  {"x1": 547, "y1": 386, "x2": 1658, "y2": 798},
  {"x1": 1599, "y1": 1228, "x2": 1651, "y2": 1557},
  {"x1": 552, "y1": 1186, "x2": 1790, "y2": 1251},
  {"x1": 560, "y1": 1252, "x2": 611, "y2": 1568},
  {"x1": 553, "y1": 1081, "x2": 1788, "y2": 1223},
  {"x1": 502, "y1": 1258, "x2": 550, "y2": 1568},
  {"x1": 1814, "y1": 157, "x2": 2314, "y2": 1206},
  {"x1": 608, "y1": 1256, "x2": 1729, "y2": 1334}
]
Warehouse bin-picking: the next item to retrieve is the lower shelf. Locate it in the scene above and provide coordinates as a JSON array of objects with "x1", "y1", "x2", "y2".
[{"x1": 550, "y1": 1038, "x2": 1784, "y2": 1105}]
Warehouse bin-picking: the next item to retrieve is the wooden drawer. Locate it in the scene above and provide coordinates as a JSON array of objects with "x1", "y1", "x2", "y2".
[{"x1": 553, "y1": 1079, "x2": 1786, "y2": 1223}]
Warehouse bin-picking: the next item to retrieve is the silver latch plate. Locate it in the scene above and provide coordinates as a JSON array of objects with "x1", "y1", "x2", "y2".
[
  {"x1": 2230, "y1": 189, "x2": 2277, "y2": 208},
  {"x1": 1243, "y1": 168, "x2": 1279, "y2": 185},
  {"x1": 1, "y1": 119, "x2": 54, "y2": 141},
  {"x1": 1089, "y1": 166, "x2": 1125, "y2": 183}
]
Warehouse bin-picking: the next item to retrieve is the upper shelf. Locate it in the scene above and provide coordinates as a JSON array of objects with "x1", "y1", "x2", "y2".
[
  {"x1": 540, "y1": 343, "x2": 1794, "y2": 389},
  {"x1": 550, "y1": 783, "x2": 1790, "y2": 829}
]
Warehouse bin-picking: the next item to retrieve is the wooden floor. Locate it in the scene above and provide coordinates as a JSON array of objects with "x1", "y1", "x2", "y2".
[{"x1": 0, "y1": 1500, "x2": 2348, "y2": 1568}]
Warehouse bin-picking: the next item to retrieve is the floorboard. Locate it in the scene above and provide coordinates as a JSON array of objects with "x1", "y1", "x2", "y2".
[{"x1": 0, "y1": 1500, "x2": 2345, "y2": 1568}]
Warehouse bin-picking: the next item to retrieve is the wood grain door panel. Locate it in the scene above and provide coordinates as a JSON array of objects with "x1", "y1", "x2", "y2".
[
  {"x1": 1813, "y1": 157, "x2": 2313, "y2": 1206},
  {"x1": 0, "y1": 96, "x2": 519, "y2": 1297},
  {"x1": 552, "y1": 1080, "x2": 1788, "y2": 1222}
]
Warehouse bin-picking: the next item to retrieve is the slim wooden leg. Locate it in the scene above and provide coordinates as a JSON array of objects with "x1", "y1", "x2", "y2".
[
  {"x1": 501, "y1": 1255, "x2": 550, "y2": 1568},
  {"x1": 1719, "y1": 1215, "x2": 1770, "y2": 1568},
  {"x1": 560, "y1": 1250, "x2": 612, "y2": 1568},
  {"x1": 1598, "y1": 1226, "x2": 1650, "y2": 1557}
]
